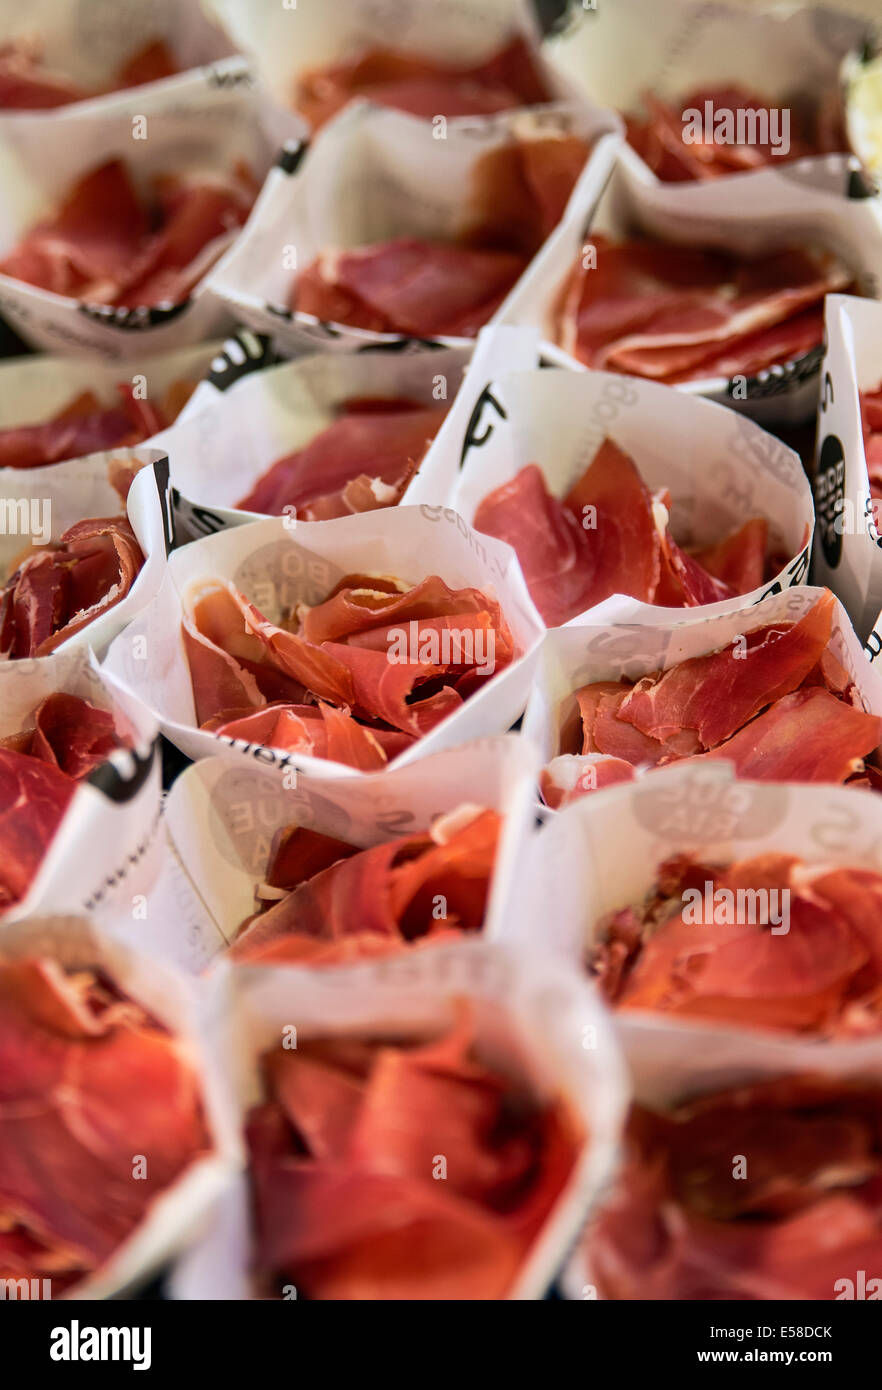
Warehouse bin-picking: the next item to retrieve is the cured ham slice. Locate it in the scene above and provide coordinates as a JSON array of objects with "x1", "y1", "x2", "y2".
[
  {"x1": 0, "y1": 956, "x2": 211, "y2": 1294},
  {"x1": 860, "y1": 386, "x2": 882, "y2": 532},
  {"x1": 295, "y1": 35, "x2": 551, "y2": 129},
  {"x1": 0, "y1": 515, "x2": 145, "y2": 659},
  {"x1": 0, "y1": 693, "x2": 132, "y2": 911},
  {"x1": 626, "y1": 85, "x2": 846, "y2": 184},
  {"x1": 0, "y1": 159, "x2": 256, "y2": 308},
  {"x1": 237, "y1": 398, "x2": 448, "y2": 518},
  {"x1": 539, "y1": 754, "x2": 635, "y2": 810},
  {"x1": 294, "y1": 239, "x2": 528, "y2": 338},
  {"x1": 541, "y1": 592, "x2": 882, "y2": 805},
  {"x1": 246, "y1": 1004, "x2": 580, "y2": 1298},
  {"x1": 292, "y1": 121, "x2": 590, "y2": 336},
  {"x1": 588, "y1": 1078, "x2": 882, "y2": 1300},
  {"x1": 231, "y1": 806, "x2": 500, "y2": 965},
  {"x1": 0, "y1": 38, "x2": 179, "y2": 109},
  {"x1": 184, "y1": 573, "x2": 514, "y2": 766},
  {"x1": 590, "y1": 851, "x2": 882, "y2": 1036},
  {"x1": 473, "y1": 438, "x2": 770, "y2": 626},
  {"x1": 0, "y1": 380, "x2": 193, "y2": 471},
  {"x1": 557, "y1": 234, "x2": 851, "y2": 381}
]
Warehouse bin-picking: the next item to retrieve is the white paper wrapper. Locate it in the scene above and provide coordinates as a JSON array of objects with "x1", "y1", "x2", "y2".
[
  {"x1": 447, "y1": 349, "x2": 813, "y2": 625},
  {"x1": 101, "y1": 505, "x2": 545, "y2": 777},
  {"x1": 0, "y1": 339, "x2": 221, "y2": 462},
  {"x1": 534, "y1": 755, "x2": 882, "y2": 1297},
  {"x1": 812, "y1": 292, "x2": 882, "y2": 642},
  {"x1": 204, "y1": 97, "x2": 622, "y2": 356},
  {"x1": 0, "y1": 647, "x2": 164, "y2": 924},
  {"x1": 0, "y1": 914, "x2": 241, "y2": 1299},
  {"x1": 156, "y1": 734, "x2": 538, "y2": 966},
  {"x1": 208, "y1": 0, "x2": 558, "y2": 119},
  {"x1": 521, "y1": 583, "x2": 882, "y2": 812},
  {"x1": 516, "y1": 760, "x2": 882, "y2": 1086},
  {"x1": 150, "y1": 335, "x2": 477, "y2": 535},
  {"x1": 0, "y1": 79, "x2": 274, "y2": 356},
  {"x1": 0, "y1": 448, "x2": 174, "y2": 659},
  {"x1": 170, "y1": 938, "x2": 629, "y2": 1300},
  {"x1": 406, "y1": 323, "x2": 568, "y2": 507},
  {"x1": 497, "y1": 153, "x2": 882, "y2": 424},
  {"x1": 0, "y1": 0, "x2": 236, "y2": 116},
  {"x1": 544, "y1": 0, "x2": 873, "y2": 207}
]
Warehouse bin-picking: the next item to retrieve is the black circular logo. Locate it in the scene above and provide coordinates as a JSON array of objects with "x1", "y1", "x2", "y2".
[{"x1": 814, "y1": 434, "x2": 846, "y2": 570}]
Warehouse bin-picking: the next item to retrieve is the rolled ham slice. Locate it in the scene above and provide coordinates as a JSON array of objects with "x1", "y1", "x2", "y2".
[{"x1": 0, "y1": 515, "x2": 145, "y2": 659}]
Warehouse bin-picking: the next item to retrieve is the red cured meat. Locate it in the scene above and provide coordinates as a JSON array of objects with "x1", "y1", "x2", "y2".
[
  {"x1": 295, "y1": 35, "x2": 551, "y2": 129},
  {"x1": 695, "y1": 686, "x2": 881, "y2": 782},
  {"x1": 0, "y1": 158, "x2": 255, "y2": 308},
  {"x1": 473, "y1": 438, "x2": 769, "y2": 625},
  {"x1": 0, "y1": 956, "x2": 211, "y2": 1294},
  {"x1": 539, "y1": 754, "x2": 635, "y2": 809},
  {"x1": 0, "y1": 38, "x2": 179, "y2": 110},
  {"x1": 859, "y1": 386, "x2": 882, "y2": 529},
  {"x1": 237, "y1": 398, "x2": 447, "y2": 517},
  {"x1": 587, "y1": 1078, "x2": 882, "y2": 1299},
  {"x1": 590, "y1": 851, "x2": 882, "y2": 1036},
  {"x1": 0, "y1": 753, "x2": 75, "y2": 911},
  {"x1": 294, "y1": 238, "x2": 528, "y2": 338},
  {"x1": 231, "y1": 807, "x2": 500, "y2": 965},
  {"x1": 246, "y1": 1004, "x2": 580, "y2": 1298},
  {"x1": 557, "y1": 234, "x2": 850, "y2": 381},
  {"x1": 183, "y1": 573, "x2": 514, "y2": 767},
  {"x1": 542, "y1": 592, "x2": 882, "y2": 804},
  {"x1": 0, "y1": 380, "x2": 191, "y2": 471},
  {"x1": 0, "y1": 693, "x2": 133, "y2": 910},
  {"x1": 0, "y1": 514, "x2": 145, "y2": 659},
  {"x1": 618, "y1": 593, "x2": 835, "y2": 748},
  {"x1": 290, "y1": 121, "x2": 589, "y2": 337},
  {"x1": 627, "y1": 84, "x2": 845, "y2": 184}
]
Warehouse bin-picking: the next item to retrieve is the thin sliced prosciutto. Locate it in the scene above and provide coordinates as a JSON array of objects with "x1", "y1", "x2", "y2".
[
  {"x1": 0, "y1": 693, "x2": 133, "y2": 912},
  {"x1": 590, "y1": 852, "x2": 882, "y2": 1036},
  {"x1": 183, "y1": 573, "x2": 515, "y2": 767},
  {"x1": 294, "y1": 239, "x2": 529, "y2": 338},
  {"x1": 246, "y1": 1004, "x2": 580, "y2": 1299},
  {"x1": 542, "y1": 592, "x2": 882, "y2": 806},
  {"x1": 295, "y1": 35, "x2": 551, "y2": 129},
  {"x1": 0, "y1": 955, "x2": 211, "y2": 1294},
  {"x1": 0, "y1": 158, "x2": 256, "y2": 308},
  {"x1": 556, "y1": 234, "x2": 851, "y2": 382},
  {"x1": 473, "y1": 438, "x2": 771, "y2": 626},
  {"x1": 292, "y1": 126, "x2": 589, "y2": 337},
  {"x1": 0, "y1": 379, "x2": 194, "y2": 472},
  {"x1": 230, "y1": 805, "x2": 500, "y2": 965},
  {"x1": 0, "y1": 38, "x2": 179, "y2": 109},
  {"x1": 0, "y1": 515, "x2": 145, "y2": 659},
  {"x1": 587, "y1": 1078, "x2": 882, "y2": 1300},
  {"x1": 626, "y1": 84, "x2": 846, "y2": 184},
  {"x1": 237, "y1": 398, "x2": 448, "y2": 518}
]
